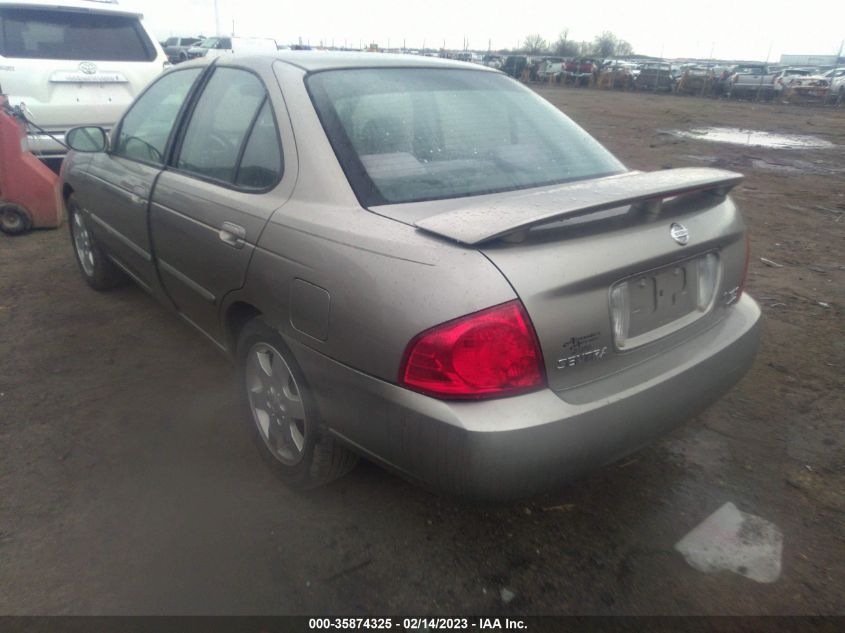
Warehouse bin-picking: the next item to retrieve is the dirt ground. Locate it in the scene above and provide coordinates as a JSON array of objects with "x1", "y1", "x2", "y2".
[{"x1": 1, "y1": 87, "x2": 843, "y2": 616}]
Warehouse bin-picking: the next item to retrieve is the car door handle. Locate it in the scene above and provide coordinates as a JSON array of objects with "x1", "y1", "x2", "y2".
[{"x1": 219, "y1": 222, "x2": 246, "y2": 249}]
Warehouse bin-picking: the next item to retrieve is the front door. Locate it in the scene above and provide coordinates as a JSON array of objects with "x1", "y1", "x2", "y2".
[{"x1": 77, "y1": 67, "x2": 204, "y2": 292}]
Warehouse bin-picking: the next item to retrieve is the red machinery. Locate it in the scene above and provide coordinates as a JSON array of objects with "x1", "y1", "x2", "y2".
[{"x1": 0, "y1": 95, "x2": 62, "y2": 235}]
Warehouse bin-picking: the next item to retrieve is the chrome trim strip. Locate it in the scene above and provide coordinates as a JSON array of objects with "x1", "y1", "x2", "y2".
[
  {"x1": 158, "y1": 259, "x2": 216, "y2": 303},
  {"x1": 176, "y1": 312, "x2": 227, "y2": 351},
  {"x1": 105, "y1": 255, "x2": 152, "y2": 293},
  {"x1": 88, "y1": 213, "x2": 152, "y2": 262}
]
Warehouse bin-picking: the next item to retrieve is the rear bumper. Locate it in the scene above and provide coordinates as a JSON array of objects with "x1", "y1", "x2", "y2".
[{"x1": 291, "y1": 296, "x2": 761, "y2": 500}]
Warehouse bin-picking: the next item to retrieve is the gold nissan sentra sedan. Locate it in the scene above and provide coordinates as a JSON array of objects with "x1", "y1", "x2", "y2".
[{"x1": 60, "y1": 52, "x2": 760, "y2": 500}]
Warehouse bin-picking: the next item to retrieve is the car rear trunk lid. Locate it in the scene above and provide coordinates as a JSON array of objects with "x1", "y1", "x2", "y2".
[{"x1": 372, "y1": 168, "x2": 748, "y2": 394}]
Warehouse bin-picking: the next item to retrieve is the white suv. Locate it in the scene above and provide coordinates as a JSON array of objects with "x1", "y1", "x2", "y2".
[{"x1": 0, "y1": 0, "x2": 168, "y2": 161}]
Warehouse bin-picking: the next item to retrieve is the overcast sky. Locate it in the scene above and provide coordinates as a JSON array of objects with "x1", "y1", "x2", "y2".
[{"x1": 130, "y1": 0, "x2": 844, "y2": 62}]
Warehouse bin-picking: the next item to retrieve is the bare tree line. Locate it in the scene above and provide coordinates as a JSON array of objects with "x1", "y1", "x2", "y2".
[{"x1": 521, "y1": 30, "x2": 634, "y2": 58}]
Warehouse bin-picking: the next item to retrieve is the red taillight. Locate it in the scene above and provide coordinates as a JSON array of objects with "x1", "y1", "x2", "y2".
[
  {"x1": 399, "y1": 300, "x2": 546, "y2": 400},
  {"x1": 738, "y1": 232, "x2": 751, "y2": 299}
]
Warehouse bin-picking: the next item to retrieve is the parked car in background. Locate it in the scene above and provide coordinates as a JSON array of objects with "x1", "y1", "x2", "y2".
[
  {"x1": 482, "y1": 54, "x2": 503, "y2": 69},
  {"x1": 502, "y1": 54, "x2": 528, "y2": 78},
  {"x1": 822, "y1": 67, "x2": 845, "y2": 101},
  {"x1": 186, "y1": 36, "x2": 277, "y2": 60},
  {"x1": 674, "y1": 66, "x2": 714, "y2": 95},
  {"x1": 0, "y1": 0, "x2": 168, "y2": 163},
  {"x1": 565, "y1": 58, "x2": 599, "y2": 86},
  {"x1": 634, "y1": 62, "x2": 673, "y2": 91},
  {"x1": 60, "y1": 52, "x2": 760, "y2": 499},
  {"x1": 452, "y1": 51, "x2": 483, "y2": 64},
  {"x1": 771, "y1": 68, "x2": 813, "y2": 96},
  {"x1": 596, "y1": 62, "x2": 636, "y2": 90},
  {"x1": 726, "y1": 64, "x2": 776, "y2": 99},
  {"x1": 781, "y1": 67, "x2": 845, "y2": 102},
  {"x1": 711, "y1": 65, "x2": 736, "y2": 96},
  {"x1": 162, "y1": 35, "x2": 203, "y2": 64},
  {"x1": 537, "y1": 59, "x2": 565, "y2": 82}
]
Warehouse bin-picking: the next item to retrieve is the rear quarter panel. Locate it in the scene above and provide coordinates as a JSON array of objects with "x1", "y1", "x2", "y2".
[{"x1": 224, "y1": 60, "x2": 517, "y2": 383}]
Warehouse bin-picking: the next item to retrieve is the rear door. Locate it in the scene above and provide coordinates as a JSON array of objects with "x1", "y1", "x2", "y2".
[
  {"x1": 77, "y1": 67, "x2": 204, "y2": 292},
  {"x1": 149, "y1": 65, "x2": 291, "y2": 343}
]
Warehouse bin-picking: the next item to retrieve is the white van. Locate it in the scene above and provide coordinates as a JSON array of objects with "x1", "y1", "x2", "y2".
[
  {"x1": 185, "y1": 36, "x2": 278, "y2": 61},
  {"x1": 0, "y1": 0, "x2": 168, "y2": 160}
]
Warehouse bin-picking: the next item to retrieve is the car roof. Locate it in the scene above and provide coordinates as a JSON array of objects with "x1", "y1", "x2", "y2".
[
  {"x1": 0, "y1": 0, "x2": 142, "y2": 17},
  {"x1": 272, "y1": 51, "x2": 498, "y2": 73}
]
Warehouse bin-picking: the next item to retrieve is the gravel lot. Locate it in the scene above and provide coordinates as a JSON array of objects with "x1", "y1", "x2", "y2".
[{"x1": 1, "y1": 87, "x2": 843, "y2": 615}]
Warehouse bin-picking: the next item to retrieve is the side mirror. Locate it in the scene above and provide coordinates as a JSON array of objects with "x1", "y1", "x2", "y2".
[{"x1": 66, "y1": 126, "x2": 108, "y2": 153}]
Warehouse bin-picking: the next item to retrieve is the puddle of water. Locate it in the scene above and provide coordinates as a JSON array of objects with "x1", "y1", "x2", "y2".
[
  {"x1": 750, "y1": 159, "x2": 802, "y2": 173},
  {"x1": 673, "y1": 127, "x2": 835, "y2": 149},
  {"x1": 674, "y1": 502, "x2": 783, "y2": 583}
]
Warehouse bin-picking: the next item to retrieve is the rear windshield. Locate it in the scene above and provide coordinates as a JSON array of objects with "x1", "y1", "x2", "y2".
[
  {"x1": 307, "y1": 68, "x2": 624, "y2": 206},
  {"x1": 0, "y1": 8, "x2": 155, "y2": 61}
]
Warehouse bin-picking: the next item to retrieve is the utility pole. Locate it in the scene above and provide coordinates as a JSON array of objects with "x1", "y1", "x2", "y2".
[
  {"x1": 756, "y1": 41, "x2": 772, "y2": 102},
  {"x1": 213, "y1": 0, "x2": 220, "y2": 35},
  {"x1": 827, "y1": 40, "x2": 844, "y2": 105},
  {"x1": 655, "y1": 42, "x2": 664, "y2": 93},
  {"x1": 702, "y1": 41, "x2": 715, "y2": 97}
]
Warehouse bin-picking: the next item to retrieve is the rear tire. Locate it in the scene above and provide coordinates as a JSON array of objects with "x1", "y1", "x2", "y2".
[
  {"x1": 67, "y1": 195, "x2": 128, "y2": 290},
  {"x1": 236, "y1": 318, "x2": 358, "y2": 488},
  {"x1": 0, "y1": 204, "x2": 32, "y2": 235}
]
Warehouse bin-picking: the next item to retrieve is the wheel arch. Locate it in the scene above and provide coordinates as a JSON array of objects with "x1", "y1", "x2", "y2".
[{"x1": 224, "y1": 300, "x2": 263, "y2": 354}]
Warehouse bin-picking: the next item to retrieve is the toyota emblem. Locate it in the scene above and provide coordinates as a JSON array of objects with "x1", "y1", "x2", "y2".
[
  {"x1": 78, "y1": 62, "x2": 98, "y2": 75},
  {"x1": 670, "y1": 223, "x2": 689, "y2": 245}
]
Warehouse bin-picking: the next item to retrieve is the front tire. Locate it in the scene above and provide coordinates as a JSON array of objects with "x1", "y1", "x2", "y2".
[
  {"x1": 236, "y1": 318, "x2": 358, "y2": 488},
  {"x1": 67, "y1": 195, "x2": 127, "y2": 290}
]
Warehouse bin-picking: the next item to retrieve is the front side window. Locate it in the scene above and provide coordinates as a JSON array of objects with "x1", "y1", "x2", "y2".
[
  {"x1": 176, "y1": 68, "x2": 269, "y2": 185},
  {"x1": 0, "y1": 8, "x2": 155, "y2": 61},
  {"x1": 307, "y1": 68, "x2": 624, "y2": 206},
  {"x1": 114, "y1": 68, "x2": 202, "y2": 164}
]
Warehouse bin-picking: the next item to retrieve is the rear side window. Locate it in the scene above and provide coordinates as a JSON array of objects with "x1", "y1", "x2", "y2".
[
  {"x1": 0, "y1": 8, "x2": 156, "y2": 61},
  {"x1": 114, "y1": 68, "x2": 202, "y2": 164},
  {"x1": 176, "y1": 68, "x2": 280, "y2": 187},
  {"x1": 235, "y1": 101, "x2": 283, "y2": 189}
]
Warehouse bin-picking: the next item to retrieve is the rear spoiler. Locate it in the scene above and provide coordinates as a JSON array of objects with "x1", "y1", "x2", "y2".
[{"x1": 414, "y1": 168, "x2": 743, "y2": 245}]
